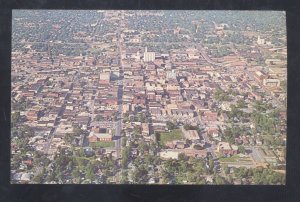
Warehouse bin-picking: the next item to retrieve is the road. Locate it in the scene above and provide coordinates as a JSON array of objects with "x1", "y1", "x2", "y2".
[
  {"x1": 43, "y1": 73, "x2": 77, "y2": 154},
  {"x1": 112, "y1": 12, "x2": 127, "y2": 183},
  {"x1": 197, "y1": 115, "x2": 224, "y2": 177},
  {"x1": 43, "y1": 107, "x2": 65, "y2": 154},
  {"x1": 91, "y1": 99, "x2": 95, "y2": 122},
  {"x1": 114, "y1": 19, "x2": 125, "y2": 160}
]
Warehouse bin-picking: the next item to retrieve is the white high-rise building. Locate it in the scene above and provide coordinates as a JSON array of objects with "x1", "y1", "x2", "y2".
[
  {"x1": 143, "y1": 47, "x2": 155, "y2": 62},
  {"x1": 257, "y1": 36, "x2": 265, "y2": 45}
]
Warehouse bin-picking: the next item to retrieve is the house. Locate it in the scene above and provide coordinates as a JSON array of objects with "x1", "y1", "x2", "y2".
[
  {"x1": 207, "y1": 127, "x2": 219, "y2": 138},
  {"x1": 203, "y1": 111, "x2": 218, "y2": 122},
  {"x1": 22, "y1": 91, "x2": 35, "y2": 98},
  {"x1": 181, "y1": 149, "x2": 207, "y2": 158},
  {"x1": 22, "y1": 158, "x2": 33, "y2": 166},
  {"x1": 55, "y1": 123, "x2": 73, "y2": 138},
  {"x1": 122, "y1": 103, "x2": 131, "y2": 113},
  {"x1": 12, "y1": 172, "x2": 31, "y2": 184},
  {"x1": 219, "y1": 113, "x2": 229, "y2": 122},
  {"x1": 75, "y1": 116, "x2": 90, "y2": 128},
  {"x1": 26, "y1": 110, "x2": 39, "y2": 121},
  {"x1": 103, "y1": 98, "x2": 118, "y2": 107},
  {"x1": 150, "y1": 108, "x2": 162, "y2": 119},
  {"x1": 165, "y1": 141, "x2": 176, "y2": 149},
  {"x1": 175, "y1": 141, "x2": 185, "y2": 149},
  {"x1": 185, "y1": 130, "x2": 200, "y2": 141}
]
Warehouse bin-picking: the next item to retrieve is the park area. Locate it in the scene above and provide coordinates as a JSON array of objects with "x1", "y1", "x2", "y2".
[
  {"x1": 89, "y1": 141, "x2": 115, "y2": 148},
  {"x1": 219, "y1": 154, "x2": 240, "y2": 162},
  {"x1": 219, "y1": 154, "x2": 256, "y2": 168},
  {"x1": 159, "y1": 129, "x2": 184, "y2": 146}
]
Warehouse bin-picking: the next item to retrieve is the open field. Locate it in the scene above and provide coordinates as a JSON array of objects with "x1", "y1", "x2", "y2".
[
  {"x1": 159, "y1": 129, "x2": 184, "y2": 145},
  {"x1": 89, "y1": 141, "x2": 115, "y2": 148}
]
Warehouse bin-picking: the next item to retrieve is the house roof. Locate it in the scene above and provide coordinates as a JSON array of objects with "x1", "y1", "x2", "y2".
[{"x1": 186, "y1": 130, "x2": 200, "y2": 140}]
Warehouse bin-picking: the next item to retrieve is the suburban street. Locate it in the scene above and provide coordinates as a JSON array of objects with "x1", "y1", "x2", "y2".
[{"x1": 197, "y1": 116, "x2": 224, "y2": 176}]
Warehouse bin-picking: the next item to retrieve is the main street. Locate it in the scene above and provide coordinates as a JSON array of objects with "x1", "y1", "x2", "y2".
[
  {"x1": 43, "y1": 73, "x2": 78, "y2": 154},
  {"x1": 112, "y1": 12, "x2": 126, "y2": 183},
  {"x1": 114, "y1": 15, "x2": 125, "y2": 160},
  {"x1": 43, "y1": 106, "x2": 65, "y2": 154}
]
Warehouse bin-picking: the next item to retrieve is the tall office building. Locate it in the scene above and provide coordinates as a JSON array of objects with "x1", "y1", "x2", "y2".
[{"x1": 257, "y1": 36, "x2": 265, "y2": 45}]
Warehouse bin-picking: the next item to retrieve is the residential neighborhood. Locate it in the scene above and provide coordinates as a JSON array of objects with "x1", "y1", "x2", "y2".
[{"x1": 11, "y1": 10, "x2": 286, "y2": 185}]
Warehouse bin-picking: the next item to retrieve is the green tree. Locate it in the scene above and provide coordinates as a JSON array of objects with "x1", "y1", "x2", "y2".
[
  {"x1": 120, "y1": 170, "x2": 128, "y2": 183},
  {"x1": 72, "y1": 168, "x2": 80, "y2": 179},
  {"x1": 85, "y1": 166, "x2": 96, "y2": 182},
  {"x1": 138, "y1": 141, "x2": 148, "y2": 155},
  {"x1": 32, "y1": 173, "x2": 44, "y2": 183},
  {"x1": 64, "y1": 133, "x2": 74, "y2": 144},
  {"x1": 132, "y1": 165, "x2": 148, "y2": 184},
  {"x1": 137, "y1": 113, "x2": 145, "y2": 122},
  {"x1": 238, "y1": 145, "x2": 246, "y2": 154},
  {"x1": 166, "y1": 121, "x2": 177, "y2": 130},
  {"x1": 155, "y1": 132, "x2": 161, "y2": 143},
  {"x1": 208, "y1": 159, "x2": 214, "y2": 174},
  {"x1": 214, "y1": 174, "x2": 226, "y2": 184},
  {"x1": 161, "y1": 169, "x2": 172, "y2": 184},
  {"x1": 122, "y1": 137, "x2": 127, "y2": 147},
  {"x1": 224, "y1": 165, "x2": 230, "y2": 174},
  {"x1": 121, "y1": 147, "x2": 130, "y2": 169},
  {"x1": 11, "y1": 111, "x2": 20, "y2": 126}
]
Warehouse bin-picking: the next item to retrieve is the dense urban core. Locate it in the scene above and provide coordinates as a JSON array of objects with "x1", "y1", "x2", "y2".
[{"x1": 11, "y1": 10, "x2": 287, "y2": 184}]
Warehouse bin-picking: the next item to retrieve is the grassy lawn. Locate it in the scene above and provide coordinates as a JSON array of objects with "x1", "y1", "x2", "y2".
[
  {"x1": 159, "y1": 129, "x2": 183, "y2": 145},
  {"x1": 219, "y1": 155, "x2": 240, "y2": 162},
  {"x1": 89, "y1": 141, "x2": 115, "y2": 148}
]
